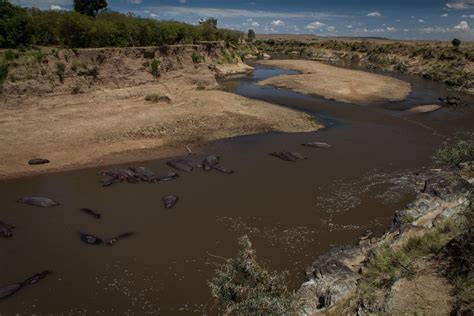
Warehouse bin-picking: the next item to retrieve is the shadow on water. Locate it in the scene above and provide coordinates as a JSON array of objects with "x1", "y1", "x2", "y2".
[{"x1": 0, "y1": 63, "x2": 473, "y2": 314}]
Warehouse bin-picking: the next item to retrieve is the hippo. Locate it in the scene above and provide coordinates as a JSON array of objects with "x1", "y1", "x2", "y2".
[
  {"x1": 213, "y1": 165, "x2": 234, "y2": 174},
  {"x1": 302, "y1": 142, "x2": 332, "y2": 149},
  {"x1": 28, "y1": 159, "x2": 50, "y2": 165},
  {"x1": 155, "y1": 173, "x2": 179, "y2": 182},
  {"x1": 106, "y1": 232, "x2": 136, "y2": 246},
  {"x1": 80, "y1": 208, "x2": 101, "y2": 219},
  {"x1": 0, "y1": 271, "x2": 50, "y2": 300},
  {"x1": 270, "y1": 152, "x2": 306, "y2": 162},
  {"x1": 166, "y1": 159, "x2": 194, "y2": 172},
  {"x1": 100, "y1": 168, "x2": 139, "y2": 186},
  {"x1": 0, "y1": 221, "x2": 14, "y2": 238},
  {"x1": 17, "y1": 197, "x2": 59, "y2": 207},
  {"x1": 163, "y1": 195, "x2": 178, "y2": 209},
  {"x1": 129, "y1": 166, "x2": 156, "y2": 182},
  {"x1": 203, "y1": 155, "x2": 219, "y2": 171},
  {"x1": 79, "y1": 232, "x2": 103, "y2": 245}
]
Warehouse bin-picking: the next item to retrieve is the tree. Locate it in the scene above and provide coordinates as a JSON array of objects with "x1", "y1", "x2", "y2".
[
  {"x1": 247, "y1": 29, "x2": 255, "y2": 42},
  {"x1": 209, "y1": 236, "x2": 298, "y2": 314},
  {"x1": 73, "y1": 0, "x2": 107, "y2": 17},
  {"x1": 452, "y1": 38, "x2": 462, "y2": 49},
  {"x1": 199, "y1": 17, "x2": 217, "y2": 28},
  {"x1": 0, "y1": 0, "x2": 31, "y2": 48}
]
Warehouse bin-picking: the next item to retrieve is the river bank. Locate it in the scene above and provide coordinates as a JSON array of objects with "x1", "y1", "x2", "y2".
[
  {"x1": 253, "y1": 35, "x2": 474, "y2": 95},
  {"x1": 257, "y1": 59, "x2": 411, "y2": 105},
  {"x1": 0, "y1": 45, "x2": 321, "y2": 179},
  {"x1": 298, "y1": 162, "x2": 473, "y2": 314}
]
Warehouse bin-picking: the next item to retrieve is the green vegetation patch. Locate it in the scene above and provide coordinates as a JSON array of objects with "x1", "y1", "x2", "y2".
[
  {"x1": 209, "y1": 235, "x2": 299, "y2": 315},
  {"x1": 144, "y1": 93, "x2": 170, "y2": 103},
  {"x1": 432, "y1": 132, "x2": 474, "y2": 167}
]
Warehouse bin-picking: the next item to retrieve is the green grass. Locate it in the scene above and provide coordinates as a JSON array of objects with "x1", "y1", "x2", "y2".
[
  {"x1": 432, "y1": 132, "x2": 474, "y2": 167},
  {"x1": 358, "y1": 219, "x2": 460, "y2": 303}
]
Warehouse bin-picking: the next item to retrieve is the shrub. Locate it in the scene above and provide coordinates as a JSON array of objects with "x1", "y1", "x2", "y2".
[
  {"x1": 144, "y1": 93, "x2": 170, "y2": 103},
  {"x1": 150, "y1": 59, "x2": 160, "y2": 78},
  {"x1": 191, "y1": 52, "x2": 203, "y2": 64},
  {"x1": 452, "y1": 38, "x2": 462, "y2": 49},
  {"x1": 209, "y1": 235, "x2": 298, "y2": 315},
  {"x1": 433, "y1": 133, "x2": 474, "y2": 167},
  {"x1": 0, "y1": 57, "x2": 8, "y2": 87},
  {"x1": 56, "y1": 62, "x2": 66, "y2": 83}
]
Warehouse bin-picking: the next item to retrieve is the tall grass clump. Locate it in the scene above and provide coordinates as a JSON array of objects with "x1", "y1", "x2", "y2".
[{"x1": 433, "y1": 132, "x2": 474, "y2": 167}]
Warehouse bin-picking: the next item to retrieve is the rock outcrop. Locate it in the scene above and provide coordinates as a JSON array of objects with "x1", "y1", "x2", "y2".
[{"x1": 298, "y1": 163, "x2": 473, "y2": 315}]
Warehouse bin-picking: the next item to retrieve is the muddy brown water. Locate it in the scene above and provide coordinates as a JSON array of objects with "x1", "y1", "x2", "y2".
[{"x1": 1, "y1": 63, "x2": 473, "y2": 315}]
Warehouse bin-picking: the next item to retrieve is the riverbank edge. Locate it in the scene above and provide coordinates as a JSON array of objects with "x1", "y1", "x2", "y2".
[
  {"x1": 298, "y1": 162, "x2": 473, "y2": 314},
  {"x1": 0, "y1": 44, "x2": 323, "y2": 180}
]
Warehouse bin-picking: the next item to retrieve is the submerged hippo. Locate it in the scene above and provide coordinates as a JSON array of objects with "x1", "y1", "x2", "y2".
[
  {"x1": 270, "y1": 152, "x2": 306, "y2": 162},
  {"x1": 163, "y1": 195, "x2": 178, "y2": 209},
  {"x1": 0, "y1": 221, "x2": 14, "y2": 238},
  {"x1": 0, "y1": 271, "x2": 50, "y2": 300},
  {"x1": 213, "y1": 165, "x2": 234, "y2": 174},
  {"x1": 17, "y1": 197, "x2": 59, "y2": 207},
  {"x1": 106, "y1": 232, "x2": 136, "y2": 246},
  {"x1": 155, "y1": 173, "x2": 179, "y2": 182},
  {"x1": 100, "y1": 168, "x2": 139, "y2": 186},
  {"x1": 129, "y1": 166, "x2": 156, "y2": 182},
  {"x1": 166, "y1": 159, "x2": 203, "y2": 172},
  {"x1": 203, "y1": 155, "x2": 219, "y2": 171},
  {"x1": 80, "y1": 208, "x2": 101, "y2": 219},
  {"x1": 79, "y1": 232, "x2": 103, "y2": 245},
  {"x1": 28, "y1": 159, "x2": 50, "y2": 165},
  {"x1": 302, "y1": 142, "x2": 332, "y2": 149}
]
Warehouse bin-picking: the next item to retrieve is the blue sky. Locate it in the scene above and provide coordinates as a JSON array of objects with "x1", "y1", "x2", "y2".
[{"x1": 12, "y1": 0, "x2": 474, "y2": 40}]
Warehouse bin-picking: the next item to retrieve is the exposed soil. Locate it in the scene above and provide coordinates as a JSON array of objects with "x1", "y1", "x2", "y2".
[
  {"x1": 0, "y1": 54, "x2": 320, "y2": 179},
  {"x1": 257, "y1": 59, "x2": 411, "y2": 105}
]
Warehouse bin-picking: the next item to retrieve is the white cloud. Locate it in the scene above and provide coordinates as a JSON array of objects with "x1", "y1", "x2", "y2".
[
  {"x1": 446, "y1": 0, "x2": 474, "y2": 9},
  {"x1": 271, "y1": 19, "x2": 285, "y2": 26},
  {"x1": 243, "y1": 19, "x2": 259, "y2": 27},
  {"x1": 143, "y1": 6, "x2": 349, "y2": 19},
  {"x1": 346, "y1": 25, "x2": 353, "y2": 28},
  {"x1": 461, "y1": 14, "x2": 474, "y2": 17},
  {"x1": 179, "y1": 0, "x2": 187, "y2": 4},
  {"x1": 127, "y1": 0, "x2": 142, "y2": 4},
  {"x1": 12, "y1": 0, "x2": 69, "y2": 9},
  {"x1": 327, "y1": 26, "x2": 336, "y2": 32},
  {"x1": 418, "y1": 19, "x2": 425, "y2": 23},
  {"x1": 455, "y1": 20, "x2": 470, "y2": 30},
  {"x1": 441, "y1": 13, "x2": 449, "y2": 17},
  {"x1": 50, "y1": 4, "x2": 64, "y2": 10},
  {"x1": 367, "y1": 11, "x2": 381, "y2": 17},
  {"x1": 386, "y1": 27, "x2": 396, "y2": 32},
  {"x1": 305, "y1": 22, "x2": 325, "y2": 30}
]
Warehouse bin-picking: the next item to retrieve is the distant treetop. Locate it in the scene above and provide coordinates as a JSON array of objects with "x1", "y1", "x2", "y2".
[{"x1": 73, "y1": 0, "x2": 108, "y2": 17}]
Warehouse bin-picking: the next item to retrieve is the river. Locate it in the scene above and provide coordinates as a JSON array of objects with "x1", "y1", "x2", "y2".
[{"x1": 0, "y1": 63, "x2": 473, "y2": 314}]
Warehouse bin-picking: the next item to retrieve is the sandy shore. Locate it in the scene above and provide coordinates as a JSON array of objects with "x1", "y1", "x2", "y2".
[
  {"x1": 0, "y1": 66, "x2": 321, "y2": 179},
  {"x1": 257, "y1": 60, "x2": 412, "y2": 105}
]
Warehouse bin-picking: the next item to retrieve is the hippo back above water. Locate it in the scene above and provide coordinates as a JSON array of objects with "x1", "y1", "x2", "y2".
[{"x1": 17, "y1": 197, "x2": 59, "y2": 208}]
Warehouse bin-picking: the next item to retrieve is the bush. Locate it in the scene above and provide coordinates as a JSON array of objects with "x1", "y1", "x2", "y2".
[
  {"x1": 150, "y1": 59, "x2": 160, "y2": 78},
  {"x1": 433, "y1": 133, "x2": 474, "y2": 167},
  {"x1": 209, "y1": 235, "x2": 298, "y2": 315},
  {"x1": 191, "y1": 53, "x2": 203, "y2": 64},
  {"x1": 144, "y1": 93, "x2": 170, "y2": 103},
  {"x1": 0, "y1": 2, "x2": 243, "y2": 48}
]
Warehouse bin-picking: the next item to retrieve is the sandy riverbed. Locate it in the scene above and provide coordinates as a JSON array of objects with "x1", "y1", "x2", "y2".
[
  {"x1": 258, "y1": 59, "x2": 412, "y2": 105},
  {"x1": 0, "y1": 65, "x2": 321, "y2": 179}
]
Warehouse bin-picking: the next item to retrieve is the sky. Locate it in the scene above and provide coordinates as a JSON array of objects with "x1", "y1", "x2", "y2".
[{"x1": 11, "y1": 0, "x2": 474, "y2": 40}]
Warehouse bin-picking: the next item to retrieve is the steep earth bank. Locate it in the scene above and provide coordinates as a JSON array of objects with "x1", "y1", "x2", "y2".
[
  {"x1": 0, "y1": 43, "x2": 321, "y2": 179},
  {"x1": 298, "y1": 162, "x2": 473, "y2": 315},
  {"x1": 252, "y1": 36, "x2": 474, "y2": 95}
]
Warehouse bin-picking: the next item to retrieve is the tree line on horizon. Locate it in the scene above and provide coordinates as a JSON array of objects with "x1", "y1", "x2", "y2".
[{"x1": 0, "y1": 0, "x2": 244, "y2": 48}]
